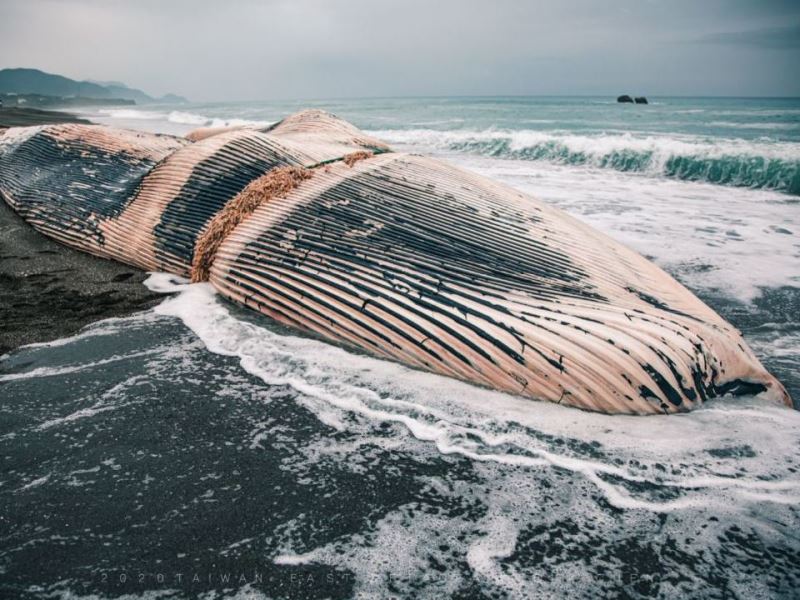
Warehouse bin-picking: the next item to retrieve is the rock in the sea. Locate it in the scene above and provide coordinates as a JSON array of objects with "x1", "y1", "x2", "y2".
[{"x1": 617, "y1": 95, "x2": 649, "y2": 105}]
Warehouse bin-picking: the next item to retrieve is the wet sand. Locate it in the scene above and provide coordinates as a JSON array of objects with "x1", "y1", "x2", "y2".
[{"x1": 0, "y1": 109, "x2": 163, "y2": 355}]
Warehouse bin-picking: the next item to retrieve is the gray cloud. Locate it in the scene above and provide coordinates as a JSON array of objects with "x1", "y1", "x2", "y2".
[
  {"x1": 1, "y1": 0, "x2": 798, "y2": 100},
  {"x1": 698, "y1": 24, "x2": 800, "y2": 49}
]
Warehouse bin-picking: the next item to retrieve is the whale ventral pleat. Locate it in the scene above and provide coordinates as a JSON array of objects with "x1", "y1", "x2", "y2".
[{"x1": 191, "y1": 165, "x2": 313, "y2": 283}]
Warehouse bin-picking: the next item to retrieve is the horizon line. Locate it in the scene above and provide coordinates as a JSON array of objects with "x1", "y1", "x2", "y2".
[{"x1": 171, "y1": 93, "x2": 800, "y2": 104}]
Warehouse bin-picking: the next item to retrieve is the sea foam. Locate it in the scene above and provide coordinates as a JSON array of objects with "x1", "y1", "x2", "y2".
[
  {"x1": 143, "y1": 275, "x2": 800, "y2": 597},
  {"x1": 147, "y1": 275, "x2": 800, "y2": 511}
]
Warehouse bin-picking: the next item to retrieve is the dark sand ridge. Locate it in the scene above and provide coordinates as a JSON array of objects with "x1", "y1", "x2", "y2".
[
  {"x1": 0, "y1": 108, "x2": 163, "y2": 355},
  {"x1": 0, "y1": 107, "x2": 90, "y2": 128}
]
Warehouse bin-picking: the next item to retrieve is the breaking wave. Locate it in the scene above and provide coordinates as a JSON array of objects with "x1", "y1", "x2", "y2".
[
  {"x1": 97, "y1": 108, "x2": 165, "y2": 120},
  {"x1": 373, "y1": 129, "x2": 800, "y2": 194},
  {"x1": 98, "y1": 108, "x2": 270, "y2": 129}
]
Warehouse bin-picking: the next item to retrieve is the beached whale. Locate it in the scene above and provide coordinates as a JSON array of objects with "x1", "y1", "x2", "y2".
[{"x1": 0, "y1": 110, "x2": 790, "y2": 414}]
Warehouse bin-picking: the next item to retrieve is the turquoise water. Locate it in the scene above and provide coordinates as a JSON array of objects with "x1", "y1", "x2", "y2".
[{"x1": 1, "y1": 97, "x2": 798, "y2": 598}]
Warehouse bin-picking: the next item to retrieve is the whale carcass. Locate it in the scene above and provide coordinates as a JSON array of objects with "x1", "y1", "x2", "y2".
[{"x1": 0, "y1": 110, "x2": 790, "y2": 414}]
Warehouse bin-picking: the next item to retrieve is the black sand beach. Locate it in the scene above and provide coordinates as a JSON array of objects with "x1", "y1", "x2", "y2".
[
  {"x1": 0, "y1": 108, "x2": 162, "y2": 355},
  {"x1": 0, "y1": 200, "x2": 163, "y2": 355},
  {"x1": 0, "y1": 107, "x2": 89, "y2": 128}
]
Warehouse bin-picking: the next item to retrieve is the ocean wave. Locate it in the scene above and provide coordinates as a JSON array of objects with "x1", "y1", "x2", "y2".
[
  {"x1": 166, "y1": 110, "x2": 270, "y2": 128},
  {"x1": 372, "y1": 129, "x2": 800, "y2": 194},
  {"x1": 708, "y1": 121, "x2": 799, "y2": 130},
  {"x1": 99, "y1": 108, "x2": 270, "y2": 129},
  {"x1": 166, "y1": 110, "x2": 209, "y2": 125},
  {"x1": 98, "y1": 108, "x2": 165, "y2": 120}
]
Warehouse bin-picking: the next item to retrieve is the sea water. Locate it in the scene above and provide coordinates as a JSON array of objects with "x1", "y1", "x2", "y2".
[{"x1": 1, "y1": 97, "x2": 799, "y2": 598}]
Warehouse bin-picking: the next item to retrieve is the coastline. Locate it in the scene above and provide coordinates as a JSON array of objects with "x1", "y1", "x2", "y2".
[
  {"x1": 0, "y1": 106, "x2": 90, "y2": 128},
  {"x1": 0, "y1": 108, "x2": 163, "y2": 355}
]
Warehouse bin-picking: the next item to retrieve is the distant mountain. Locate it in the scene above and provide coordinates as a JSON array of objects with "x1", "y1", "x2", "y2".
[
  {"x1": 85, "y1": 79, "x2": 128, "y2": 88},
  {"x1": 100, "y1": 83, "x2": 154, "y2": 104},
  {"x1": 0, "y1": 69, "x2": 111, "y2": 98},
  {"x1": 159, "y1": 93, "x2": 188, "y2": 104},
  {"x1": 0, "y1": 68, "x2": 187, "y2": 104},
  {"x1": 87, "y1": 78, "x2": 184, "y2": 104}
]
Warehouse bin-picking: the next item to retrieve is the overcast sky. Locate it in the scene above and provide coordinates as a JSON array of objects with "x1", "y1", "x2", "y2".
[{"x1": 1, "y1": 0, "x2": 798, "y2": 101}]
